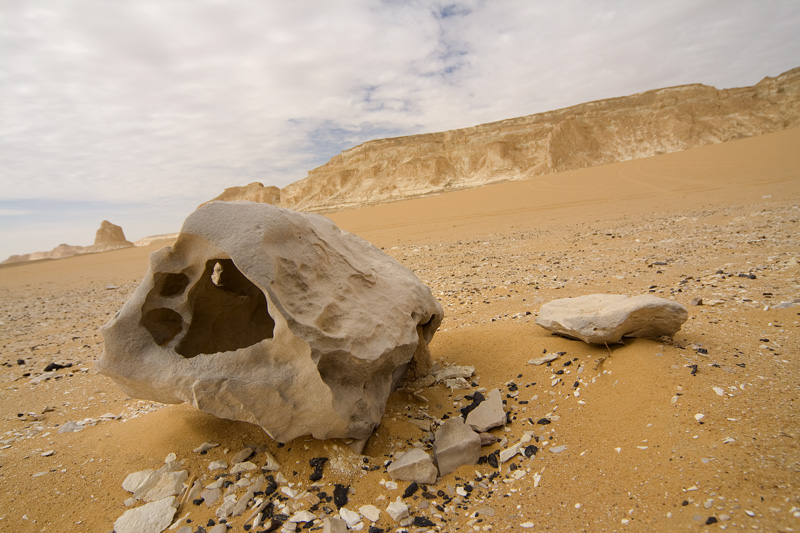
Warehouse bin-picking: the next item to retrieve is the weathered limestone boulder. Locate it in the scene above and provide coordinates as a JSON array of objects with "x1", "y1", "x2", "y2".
[
  {"x1": 535, "y1": 294, "x2": 688, "y2": 344},
  {"x1": 97, "y1": 202, "x2": 443, "y2": 442}
]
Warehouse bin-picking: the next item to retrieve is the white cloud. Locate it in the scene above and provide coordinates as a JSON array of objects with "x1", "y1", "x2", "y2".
[{"x1": 0, "y1": 0, "x2": 799, "y2": 259}]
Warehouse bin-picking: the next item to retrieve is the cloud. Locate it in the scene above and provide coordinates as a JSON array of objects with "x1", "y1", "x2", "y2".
[{"x1": 0, "y1": 0, "x2": 799, "y2": 259}]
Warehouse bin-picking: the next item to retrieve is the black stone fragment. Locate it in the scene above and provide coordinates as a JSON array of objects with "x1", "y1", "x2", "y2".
[
  {"x1": 263, "y1": 480, "x2": 278, "y2": 495},
  {"x1": 422, "y1": 491, "x2": 437, "y2": 500},
  {"x1": 689, "y1": 364, "x2": 698, "y2": 376},
  {"x1": 368, "y1": 527, "x2": 385, "y2": 533},
  {"x1": 207, "y1": 519, "x2": 216, "y2": 527},
  {"x1": 403, "y1": 481, "x2": 419, "y2": 498},
  {"x1": 460, "y1": 392, "x2": 485, "y2": 418},
  {"x1": 537, "y1": 418, "x2": 551, "y2": 425},
  {"x1": 696, "y1": 347, "x2": 708, "y2": 355},
  {"x1": 682, "y1": 500, "x2": 689, "y2": 506},
  {"x1": 193, "y1": 527, "x2": 206, "y2": 533},
  {"x1": 192, "y1": 498, "x2": 203, "y2": 506},
  {"x1": 507, "y1": 382, "x2": 518, "y2": 392},
  {"x1": 413, "y1": 516, "x2": 436, "y2": 527},
  {"x1": 309, "y1": 457, "x2": 328, "y2": 481},
  {"x1": 573, "y1": 381, "x2": 579, "y2": 388},
  {"x1": 44, "y1": 362, "x2": 66, "y2": 372},
  {"x1": 509, "y1": 463, "x2": 517, "y2": 471},
  {"x1": 487, "y1": 451, "x2": 499, "y2": 468},
  {"x1": 706, "y1": 516, "x2": 718, "y2": 525},
  {"x1": 243, "y1": 525, "x2": 251, "y2": 531},
  {"x1": 17, "y1": 359, "x2": 25, "y2": 365},
  {"x1": 524, "y1": 445, "x2": 539, "y2": 457},
  {"x1": 333, "y1": 484, "x2": 349, "y2": 508}
]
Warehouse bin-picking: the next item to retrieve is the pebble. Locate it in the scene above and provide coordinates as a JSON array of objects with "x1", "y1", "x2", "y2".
[
  {"x1": 290, "y1": 510, "x2": 317, "y2": 523},
  {"x1": 358, "y1": 504, "x2": 381, "y2": 522},
  {"x1": 339, "y1": 507, "x2": 361, "y2": 527},
  {"x1": 208, "y1": 460, "x2": 227, "y2": 470},
  {"x1": 386, "y1": 497, "x2": 409, "y2": 521},
  {"x1": 549, "y1": 445, "x2": 567, "y2": 454},
  {"x1": 193, "y1": 442, "x2": 220, "y2": 453}
]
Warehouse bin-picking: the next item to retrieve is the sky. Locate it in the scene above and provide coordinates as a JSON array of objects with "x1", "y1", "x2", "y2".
[{"x1": 1, "y1": 1, "x2": 799, "y2": 260}]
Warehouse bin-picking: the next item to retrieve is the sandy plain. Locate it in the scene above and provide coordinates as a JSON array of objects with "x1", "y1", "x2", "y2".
[{"x1": 0, "y1": 128, "x2": 798, "y2": 532}]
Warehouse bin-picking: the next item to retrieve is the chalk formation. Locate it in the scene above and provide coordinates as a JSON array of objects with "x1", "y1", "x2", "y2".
[
  {"x1": 535, "y1": 294, "x2": 689, "y2": 344},
  {"x1": 98, "y1": 202, "x2": 443, "y2": 443}
]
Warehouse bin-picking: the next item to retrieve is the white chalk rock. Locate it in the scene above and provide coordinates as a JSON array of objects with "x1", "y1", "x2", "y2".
[
  {"x1": 387, "y1": 447, "x2": 438, "y2": 484},
  {"x1": 466, "y1": 388, "x2": 506, "y2": 432},
  {"x1": 535, "y1": 294, "x2": 688, "y2": 344},
  {"x1": 433, "y1": 417, "x2": 482, "y2": 476},
  {"x1": 98, "y1": 202, "x2": 443, "y2": 442},
  {"x1": 113, "y1": 496, "x2": 177, "y2": 533}
]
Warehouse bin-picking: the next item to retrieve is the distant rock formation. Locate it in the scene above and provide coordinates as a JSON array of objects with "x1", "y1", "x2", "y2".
[
  {"x1": 266, "y1": 67, "x2": 799, "y2": 212},
  {"x1": 199, "y1": 182, "x2": 281, "y2": 208},
  {"x1": 94, "y1": 220, "x2": 134, "y2": 251},
  {"x1": 2, "y1": 220, "x2": 134, "y2": 264}
]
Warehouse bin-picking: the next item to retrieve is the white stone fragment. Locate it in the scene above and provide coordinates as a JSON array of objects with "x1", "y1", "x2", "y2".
[
  {"x1": 387, "y1": 448, "x2": 437, "y2": 484},
  {"x1": 386, "y1": 497, "x2": 410, "y2": 521},
  {"x1": 528, "y1": 353, "x2": 560, "y2": 365},
  {"x1": 230, "y1": 461, "x2": 257, "y2": 474},
  {"x1": 208, "y1": 460, "x2": 227, "y2": 471},
  {"x1": 113, "y1": 496, "x2": 178, "y2": 533},
  {"x1": 358, "y1": 504, "x2": 381, "y2": 523},
  {"x1": 339, "y1": 507, "x2": 361, "y2": 528},
  {"x1": 193, "y1": 442, "x2": 219, "y2": 453},
  {"x1": 289, "y1": 510, "x2": 316, "y2": 523},
  {"x1": 323, "y1": 517, "x2": 348, "y2": 533},
  {"x1": 713, "y1": 386, "x2": 725, "y2": 396},
  {"x1": 466, "y1": 388, "x2": 506, "y2": 432},
  {"x1": 123, "y1": 470, "x2": 155, "y2": 493}
]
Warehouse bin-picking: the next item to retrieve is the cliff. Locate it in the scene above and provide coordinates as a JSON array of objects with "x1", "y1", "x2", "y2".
[{"x1": 275, "y1": 67, "x2": 799, "y2": 212}]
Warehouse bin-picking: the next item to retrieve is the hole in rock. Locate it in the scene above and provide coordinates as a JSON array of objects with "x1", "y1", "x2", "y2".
[
  {"x1": 155, "y1": 272, "x2": 190, "y2": 297},
  {"x1": 143, "y1": 308, "x2": 184, "y2": 345},
  {"x1": 177, "y1": 259, "x2": 274, "y2": 358}
]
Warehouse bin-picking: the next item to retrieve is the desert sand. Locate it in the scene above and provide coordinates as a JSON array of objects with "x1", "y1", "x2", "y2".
[{"x1": 1, "y1": 128, "x2": 798, "y2": 532}]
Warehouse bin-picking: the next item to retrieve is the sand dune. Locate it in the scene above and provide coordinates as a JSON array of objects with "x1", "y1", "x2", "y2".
[{"x1": 0, "y1": 128, "x2": 798, "y2": 531}]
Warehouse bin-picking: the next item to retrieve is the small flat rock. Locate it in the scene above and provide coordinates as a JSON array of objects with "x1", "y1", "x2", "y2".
[
  {"x1": 499, "y1": 442, "x2": 521, "y2": 463},
  {"x1": 209, "y1": 525, "x2": 228, "y2": 533},
  {"x1": 113, "y1": 496, "x2": 177, "y2": 533},
  {"x1": 193, "y1": 442, "x2": 220, "y2": 453},
  {"x1": 536, "y1": 294, "x2": 689, "y2": 344},
  {"x1": 433, "y1": 417, "x2": 482, "y2": 476},
  {"x1": 387, "y1": 448, "x2": 437, "y2": 484},
  {"x1": 323, "y1": 517, "x2": 348, "y2": 533},
  {"x1": 201, "y1": 488, "x2": 222, "y2": 507},
  {"x1": 358, "y1": 504, "x2": 381, "y2": 522},
  {"x1": 549, "y1": 445, "x2": 567, "y2": 454},
  {"x1": 263, "y1": 451, "x2": 281, "y2": 471},
  {"x1": 386, "y1": 497, "x2": 410, "y2": 521},
  {"x1": 230, "y1": 461, "x2": 257, "y2": 474},
  {"x1": 230, "y1": 447, "x2": 254, "y2": 464},
  {"x1": 466, "y1": 388, "x2": 506, "y2": 432},
  {"x1": 144, "y1": 470, "x2": 188, "y2": 502},
  {"x1": 339, "y1": 507, "x2": 360, "y2": 527},
  {"x1": 290, "y1": 510, "x2": 317, "y2": 523},
  {"x1": 208, "y1": 460, "x2": 227, "y2": 470},
  {"x1": 528, "y1": 353, "x2": 560, "y2": 365},
  {"x1": 123, "y1": 470, "x2": 155, "y2": 493},
  {"x1": 57, "y1": 421, "x2": 83, "y2": 433}
]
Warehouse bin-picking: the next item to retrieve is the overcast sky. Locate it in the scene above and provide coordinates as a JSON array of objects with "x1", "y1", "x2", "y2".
[{"x1": 1, "y1": 1, "x2": 799, "y2": 260}]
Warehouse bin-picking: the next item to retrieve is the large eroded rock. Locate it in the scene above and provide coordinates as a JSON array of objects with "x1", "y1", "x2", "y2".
[
  {"x1": 98, "y1": 202, "x2": 443, "y2": 442},
  {"x1": 535, "y1": 294, "x2": 688, "y2": 344}
]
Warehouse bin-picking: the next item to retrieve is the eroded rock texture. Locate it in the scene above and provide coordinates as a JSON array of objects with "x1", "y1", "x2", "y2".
[{"x1": 98, "y1": 202, "x2": 443, "y2": 442}]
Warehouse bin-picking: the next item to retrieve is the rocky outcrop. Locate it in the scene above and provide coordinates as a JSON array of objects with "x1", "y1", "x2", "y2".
[
  {"x1": 97, "y1": 201, "x2": 444, "y2": 442},
  {"x1": 94, "y1": 220, "x2": 134, "y2": 251},
  {"x1": 199, "y1": 182, "x2": 281, "y2": 208},
  {"x1": 2, "y1": 220, "x2": 133, "y2": 264},
  {"x1": 278, "y1": 68, "x2": 800, "y2": 212},
  {"x1": 535, "y1": 294, "x2": 689, "y2": 344}
]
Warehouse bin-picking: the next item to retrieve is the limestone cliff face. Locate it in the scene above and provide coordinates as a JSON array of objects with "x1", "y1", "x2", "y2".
[
  {"x1": 279, "y1": 68, "x2": 800, "y2": 212},
  {"x1": 199, "y1": 182, "x2": 281, "y2": 208},
  {"x1": 2, "y1": 220, "x2": 133, "y2": 264}
]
